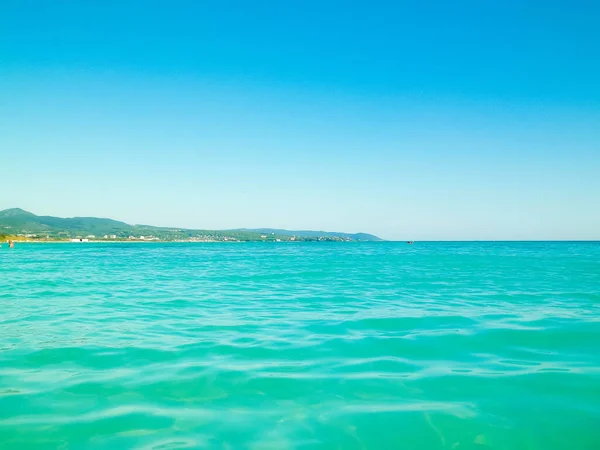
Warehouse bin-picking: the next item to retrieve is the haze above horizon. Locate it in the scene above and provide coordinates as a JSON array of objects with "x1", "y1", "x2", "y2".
[{"x1": 1, "y1": 1, "x2": 599, "y2": 240}]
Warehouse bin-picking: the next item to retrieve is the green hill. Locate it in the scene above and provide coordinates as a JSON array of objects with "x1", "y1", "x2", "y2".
[
  {"x1": 0, "y1": 208, "x2": 130, "y2": 235},
  {"x1": 233, "y1": 228, "x2": 382, "y2": 241},
  {"x1": 0, "y1": 208, "x2": 382, "y2": 242}
]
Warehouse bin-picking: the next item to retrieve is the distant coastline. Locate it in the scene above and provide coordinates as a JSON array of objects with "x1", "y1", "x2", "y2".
[
  {"x1": 3, "y1": 239, "x2": 374, "y2": 244},
  {"x1": 5, "y1": 239, "x2": 237, "y2": 244},
  {"x1": 0, "y1": 208, "x2": 383, "y2": 243}
]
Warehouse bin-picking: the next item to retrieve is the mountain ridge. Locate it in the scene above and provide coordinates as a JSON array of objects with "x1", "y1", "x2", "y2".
[{"x1": 0, "y1": 208, "x2": 383, "y2": 242}]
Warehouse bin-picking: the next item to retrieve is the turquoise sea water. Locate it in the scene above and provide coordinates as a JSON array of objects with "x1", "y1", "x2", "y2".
[{"x1": 1, "y1": 242, "x2": 599, "y2": 449}]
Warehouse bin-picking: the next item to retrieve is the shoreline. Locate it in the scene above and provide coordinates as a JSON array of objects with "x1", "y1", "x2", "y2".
[
  {"x1": 4, "y1": 239, "x2": 359, "y2": 244},
  {"x1": 5, "y1": 240, "x2": 238, "y2": 244}
]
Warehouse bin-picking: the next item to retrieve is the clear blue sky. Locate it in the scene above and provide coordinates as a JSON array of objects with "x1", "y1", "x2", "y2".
[{"x1": 1, "y1": 1, "x2": 599, "y2": 240}]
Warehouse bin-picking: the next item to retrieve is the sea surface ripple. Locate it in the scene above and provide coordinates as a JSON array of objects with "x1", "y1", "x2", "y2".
[{"x1": 1, "y1": 242, "x2": 599, "y2": 449}]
